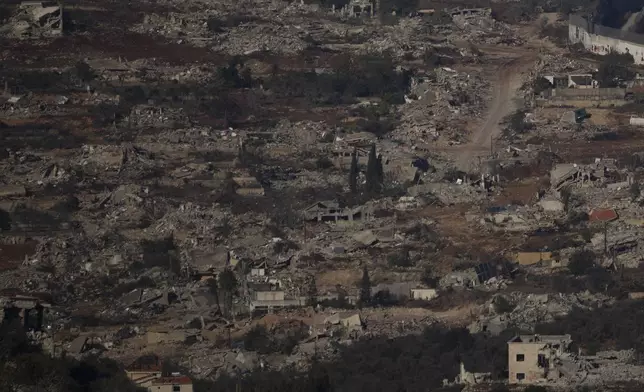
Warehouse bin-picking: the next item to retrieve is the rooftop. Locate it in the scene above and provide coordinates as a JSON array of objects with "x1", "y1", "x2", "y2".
[
  {"x1": 509, "y1": 334, "x2": 572, "y2": 344},
  {"x1": 151, "y1": 376, "x2": 192, "y2": 385}
]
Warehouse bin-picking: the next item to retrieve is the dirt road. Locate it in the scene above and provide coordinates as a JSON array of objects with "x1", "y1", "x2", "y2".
[{"x1": 455, "y1": 48, "x2": 538, "y2": 171}]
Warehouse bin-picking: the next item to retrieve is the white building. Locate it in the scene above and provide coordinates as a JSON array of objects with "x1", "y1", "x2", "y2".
[{"x1": 569, "y1": 14, "x2": 644, "y2": 65}]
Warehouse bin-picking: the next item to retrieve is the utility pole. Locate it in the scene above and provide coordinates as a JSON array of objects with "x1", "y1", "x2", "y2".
[{"x1": 603, "y1": 222, "x2": 608, "y2": 255}]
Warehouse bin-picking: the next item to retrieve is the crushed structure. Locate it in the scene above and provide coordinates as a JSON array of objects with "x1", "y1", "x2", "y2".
[
  {"x1": 302, "y1": 201, "x2": 373, "y2": 222},
  {"x1": 3, "y1": 1, "x2": 63, "y2": 38},
  {"x1": 0, "y1": 294, "x2": 51, "y2": 331}
]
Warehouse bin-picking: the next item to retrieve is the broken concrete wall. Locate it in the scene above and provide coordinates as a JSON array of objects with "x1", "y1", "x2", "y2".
[{"x1": 4, "y1": 2, "x2": 64, "y2": 39}]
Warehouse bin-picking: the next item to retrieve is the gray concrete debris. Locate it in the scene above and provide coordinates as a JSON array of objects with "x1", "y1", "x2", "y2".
[
  {"x1": 539, "y1": 198, "x2": 564, "y2": 213},
  {"x1": 0, "y1": 185, "x2": 27, "y2": 198},
  {"x1": 2, "y1": 2, "x2": 64, "y2": 38},
  {"x1": 69, "y1": 335, "x2": 88, "y2": 354},
  {"x1": 469, "y1": 292, "x2": 613, "y2": 335},
  {"x1": 352, "y1": 230, "x2": 377, "y2": 246}
]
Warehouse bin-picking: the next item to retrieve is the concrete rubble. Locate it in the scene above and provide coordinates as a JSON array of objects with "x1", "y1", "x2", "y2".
[
  {"x1": 469, "y1": 292, "x2": 613, "y2": 335},
  {"x1": 4, "y1": 0, "x2": 644, "y2": 389},
  {"x1": 1, "y1": 1, "x2": 63, "y2": 39}
]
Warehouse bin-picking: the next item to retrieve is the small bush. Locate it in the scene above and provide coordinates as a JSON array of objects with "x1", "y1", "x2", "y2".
[
  {"x1": 524, "y1": 386, "x2": 549, "y2": 392},
  {"x1": 568, "y1": 249, "x2": 596, "y2": 276},
  {"x1": 387, "y1": 250, "x2": 412, "y2": 267},
  {"x1": 493, "y1": 295, "x2": 515, "y2": 314},
  {"x1": 316, "y1": 156, "x2": 334, "y2": 170}
]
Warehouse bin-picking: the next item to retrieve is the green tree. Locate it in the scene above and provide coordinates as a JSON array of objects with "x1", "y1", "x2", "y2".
[
  {"x1": 349, "y1": 149, "x2": 358, "y2": 194},
  {"x1": 366, "y1": 144, "x2": 381, "y2": 194},
  {"x1": 568, "y1": 249, "x2": 596, "y2": 276},
  {"x1": 306, "y1": 275, "x2": 318, "y2": 306},
  {"x1": 376, "y1": 154, "x2": 384, "y2": 185},
  {"x1": 524, "y1": 386, "x2": 548, "y2": 392},
  {"x1": 421, "y1": 265, "x2": 437, "y2": 288},
  {"x1": 596, "y1": 52, "x2": 635, "y2": 87},
  {"x1": 359, "y1": 266, "x2": 371, "y2": 306},
  {"x1": 631, "y1": 181, "x2": 641, "y2": 202},
  {"x1": 207, "y1": 277, "x2": 221, "y2": 314},
  {"x1": 219, "y1": 268, "x2": 238, "y2": 317},
  {"x1": 75, "y1": 61, "x2": 95, "y2": 84}
]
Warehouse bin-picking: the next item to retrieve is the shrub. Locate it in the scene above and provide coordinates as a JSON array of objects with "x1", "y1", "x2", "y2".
[
  {"x1": 524, "y1": 386, "x2": 549, "y2": 392},
  {"x1": 568, "y1": 249, "x2": 596, "y2": 276},
  {"x1": 387, "y1": 250, "x2": 412, "y2": 267},
  {"x1": 493, "y1": 295, "x2": 515, "y2": 314},
  {"x1": 316, "y1": 156, "x2": 334, "y2": 170},
  {"x1": 596, "y1": 52, "x2": 635, "y2": 88}
]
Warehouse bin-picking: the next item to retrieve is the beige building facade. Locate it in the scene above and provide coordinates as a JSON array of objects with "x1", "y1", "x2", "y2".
[
  {"x1": 508, "y1": 334, "x2": 572, "y2": 384},
  {"x1": 150, "y1": 376, "x2": 193, "y2": 392}
]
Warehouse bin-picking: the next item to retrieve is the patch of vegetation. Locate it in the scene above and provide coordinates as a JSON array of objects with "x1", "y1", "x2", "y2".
[
  {"x1": 596, "y1": 52, "x2": 635, "y2": 88},
  {"x1": 206, "y1": 15, "x2": 264, "y2": 32},
  {"x1": 492, "y1": 295, "x2": 515, "y2": 314},
  {"x1": 423, "y1": 48, "x2": 456, "y2": 68},
  {"x1": 502, "y1": 109, "x2": 534, "y2": 136},
  {"x1": 531, "y1": 76, "x2": 553, "y2": 95},
  {"x1": 0, "y1": 321, "x2": 144, "y2": 392},
  {"x1": 243, "y1": 324, "x2": 309, "y2": 355},
  {"x1": 568, "y1": 249, "x2": 597, "y2": 276},
  {"x1": 136, "y1": 236, "x2": 181, "y2": 275},
  {"x1": 536, "y1": 299, "x2": 644, "y2": 358},
  {"x1": 387, "y1": 249, "x2": 413, "y2": 267},
  {"x1": 266, "y1": 53, "x2": 411, "y2": 105}
]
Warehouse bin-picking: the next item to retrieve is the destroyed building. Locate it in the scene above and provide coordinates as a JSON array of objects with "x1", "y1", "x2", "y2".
[
  {"x1": 549, "y1": 161, "x2": 620, "y2": 192},
  {"x1": 543, "y1": 74, "x2": 597, "y2": 89},
  {"x1": 342, "y1": 0, "x2": 376, "y2": 17},
  {"x1": 248, "y1": 282, "x2": 304, "y2": 312},
  {"x1": 0, "y1": 294, "x2": 51, "y2": 331},
  {"x1": 3, "y1": 2, "x2": 63, "y2": 38},
  {"x1": 508, "y1": 334, "x2": 572, "y2": 384},
  {"x1": 302, "y1": 201, "x2": 372, "y2": 222}
]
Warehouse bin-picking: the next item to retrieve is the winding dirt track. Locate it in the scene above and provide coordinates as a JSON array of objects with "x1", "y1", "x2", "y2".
[{"x1": 455, "y1": 47, "x2": 539, "y2": 171}]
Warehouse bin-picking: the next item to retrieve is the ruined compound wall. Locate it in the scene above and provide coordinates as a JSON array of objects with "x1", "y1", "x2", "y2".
[
  {"x1": 546, "y1": 87, "x2": 626, "y2": 100},
  {"x1": 569, "y1": 15, "x2": 644, "y2": 64}
]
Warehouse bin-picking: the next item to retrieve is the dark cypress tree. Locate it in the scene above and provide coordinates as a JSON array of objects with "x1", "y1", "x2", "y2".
[
  {"x1": 366, "y1": 144, "x2": 379, "y2": 193},
  {"x1": 359, "y1": 266, "x2": 371, "y2": 306},
  {"x1": 376, "y1": 154, "x2": 384, "y2": 188},
  {"x1": 349, "y1": 149, "x2": 358, "y2": 194}
]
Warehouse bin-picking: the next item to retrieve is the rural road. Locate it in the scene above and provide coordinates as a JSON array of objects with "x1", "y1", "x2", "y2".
[{"x1": 455, "y1": 48, "x2": 538, "y2": 171}]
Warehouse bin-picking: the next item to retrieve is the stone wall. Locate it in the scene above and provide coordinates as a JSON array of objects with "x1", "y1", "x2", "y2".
[{"x1": 569, "y1": 14, "x2": 644, "y2": 65}]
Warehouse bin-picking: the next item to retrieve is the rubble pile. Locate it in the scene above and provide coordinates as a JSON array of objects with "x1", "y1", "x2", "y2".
[
  {"x1": 395, "y1": 67, "x2": 490, "y2": 145},
  {"x1": 470, "y1": 292, "x2": 613, "y2": 334},
  {"x1": 213, "y1": 24, "x2": 309, "y2": 55},
  {"x1": 133, "y1": 12, "x2": 212, "y2": 45},
  {"x1": 0, "y1": 2, "x2": 63, "y2": 39}
]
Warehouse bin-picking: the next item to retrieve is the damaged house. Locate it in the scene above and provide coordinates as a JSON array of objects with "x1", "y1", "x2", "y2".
[
  {"x1": 3, "y1": 2, "x2": 63, "y2": 38},
  {"x1": 302, "y1": 201, "x2": 372, "y2": 222},
  {"x1": 550, "y1": 161, "x2": 620, "y2": 191},
  {"x1": 508, "y1": 334, "x2": 572, "y2": 384},
  {"x1": 0, "y1": 293, "x2": 51, "y2": 331}
]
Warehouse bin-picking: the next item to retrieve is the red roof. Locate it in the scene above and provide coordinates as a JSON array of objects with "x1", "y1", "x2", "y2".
[
  {"x1": 151, "y1": 376, "x2": 192, "y2": 385},
  {"x1": 589, "y1": 208, "x2": 618, "y2": 222}
]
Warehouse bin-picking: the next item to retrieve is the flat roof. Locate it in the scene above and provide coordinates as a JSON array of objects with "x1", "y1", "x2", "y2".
[
  {"x1": 509, "y1": 334, "x2": 571, "y2": 344},
  {"x1": 151, "y1": 376, "x2": 192, "y2": 385}
]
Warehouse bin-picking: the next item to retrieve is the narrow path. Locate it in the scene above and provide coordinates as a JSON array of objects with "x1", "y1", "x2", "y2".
[{"x1": 455, "y1": 49, "x2": 538, "y2": 171}]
